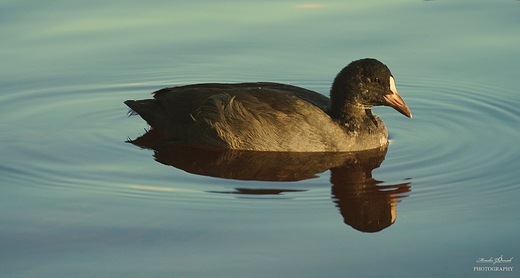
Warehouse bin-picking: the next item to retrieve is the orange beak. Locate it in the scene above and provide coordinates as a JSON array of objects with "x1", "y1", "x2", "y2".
[{"x1": 384, "y1": 77, "x2": 412, "y2": 118}]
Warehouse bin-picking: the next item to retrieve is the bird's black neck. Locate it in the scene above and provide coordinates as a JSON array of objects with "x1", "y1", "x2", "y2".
[{"x1": 328, "y1": 104, "x2": 382, "y2": 134}]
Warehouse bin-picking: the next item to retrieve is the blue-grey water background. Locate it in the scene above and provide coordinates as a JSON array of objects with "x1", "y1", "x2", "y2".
[{"x1": 1, "y1": 0, "x2": 519, "y2": 277}]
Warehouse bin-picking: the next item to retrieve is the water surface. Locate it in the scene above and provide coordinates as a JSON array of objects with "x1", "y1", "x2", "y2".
[{"x1": 1, "y1": 1, "x2": 519, "y2": 277}]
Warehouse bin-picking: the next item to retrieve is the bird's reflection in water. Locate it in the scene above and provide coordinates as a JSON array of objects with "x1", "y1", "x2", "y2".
[
  {"x1": 128, "y1": 129, "x2": 410, "y2": 232},
  {"x1": 330, "y1": 168, "x2": 410, "y2": 233}
]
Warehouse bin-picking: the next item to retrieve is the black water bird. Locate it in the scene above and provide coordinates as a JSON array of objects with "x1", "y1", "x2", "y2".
[{"x1": 125, "y1": 58, "x2": 411, "y2": 152}]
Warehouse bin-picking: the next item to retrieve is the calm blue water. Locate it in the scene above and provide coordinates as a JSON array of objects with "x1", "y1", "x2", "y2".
[{"x1": 2, "y1": 1, "x2": 520, "y2": 277}]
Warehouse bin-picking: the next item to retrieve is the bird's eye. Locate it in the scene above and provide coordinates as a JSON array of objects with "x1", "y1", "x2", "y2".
[{"x1": 370, "y1": 77, "x2": 380, "y2": 84}]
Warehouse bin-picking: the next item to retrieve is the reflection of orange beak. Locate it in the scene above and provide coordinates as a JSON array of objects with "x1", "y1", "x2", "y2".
[{"x1": 384, "y1": 77, "x2": 412, "y2": 118}]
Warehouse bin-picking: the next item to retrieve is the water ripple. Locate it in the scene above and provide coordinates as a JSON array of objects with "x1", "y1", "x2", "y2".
[
  {"x1": 2, "y1": 76, "x2": 519, "y2": 208},
  {"x1": 381, "y1": 76, "x2": 520, "y2": 204}
]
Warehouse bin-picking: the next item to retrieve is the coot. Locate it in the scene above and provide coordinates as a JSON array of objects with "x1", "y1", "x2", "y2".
[{"x1": 125, "y1": 58, "x2": 411, "y2": 152}]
